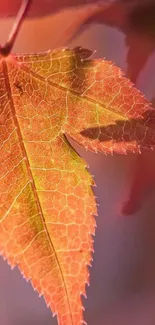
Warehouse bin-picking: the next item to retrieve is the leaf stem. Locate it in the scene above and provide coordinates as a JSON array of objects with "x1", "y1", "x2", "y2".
[{"x1": 0, "y1": 0, "x2": 32, "y2": 56}]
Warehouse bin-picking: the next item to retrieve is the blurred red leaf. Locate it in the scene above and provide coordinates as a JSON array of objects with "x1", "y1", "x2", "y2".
[
  {"x1": 90, "y1": 1, "x2": 155, "y2": 83},
  {"x1": 0, "y1": 0, "x2": 111, "y2": 17},
  {"x1": 121, "y1": 151, "x2": 155, "y2": 215},
  {"x1": 64, "y1": 0, "x2": 155, "y2": 83},
  {"x1": 122, "y1": 95, "x2": 155, "y2": 216}
]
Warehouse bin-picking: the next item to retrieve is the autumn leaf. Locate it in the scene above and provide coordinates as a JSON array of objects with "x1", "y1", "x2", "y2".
[
  {"x1": 0, "y1": 46, "x2": 98, "y2": 324},
  {"x1": 63, "y1": 1, "x2": 155, "y2": 216},
  {"x1": 1, "y1": 1, "x2": 155, "y2": 324},
  {"x1": 1, "y1": 44, "x2": 155, "y2": 324}
]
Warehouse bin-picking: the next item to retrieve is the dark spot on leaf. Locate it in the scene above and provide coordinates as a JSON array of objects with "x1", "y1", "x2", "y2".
[{"x1": 14, "y1": 82, "x2": 23, "y2": 95}]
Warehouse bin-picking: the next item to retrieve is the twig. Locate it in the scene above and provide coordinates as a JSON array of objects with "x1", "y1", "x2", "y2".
[{"x1": 0, "y1": 0, "x2": 32, "y2": 56}]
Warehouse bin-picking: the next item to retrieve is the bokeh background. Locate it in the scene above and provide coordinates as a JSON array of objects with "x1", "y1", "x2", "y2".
[{"x1": 0, "y1": 1, "x2": 155, "y2": 324}]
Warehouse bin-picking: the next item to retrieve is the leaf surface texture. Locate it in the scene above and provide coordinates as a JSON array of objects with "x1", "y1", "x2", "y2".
[{"x1": 0, "y1": 47, "x2": 154, "y2": 324}]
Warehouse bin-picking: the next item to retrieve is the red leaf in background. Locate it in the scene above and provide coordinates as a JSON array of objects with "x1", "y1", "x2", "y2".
[
  {"x1": 86, "y1": 0, "x2": 155, "y2": 83},
  {"x1": 64, "y1": 0, "x2": 155, "y2": 84},
  {"x1": 121, "y1": 151, "x2": 155, "y2": 215},
  {"x1": 121, "y1": 97, "x2": 155, "y2": 216},
  {"x1": 0, "y1": 0, "x2": 112, "y2": 17}
]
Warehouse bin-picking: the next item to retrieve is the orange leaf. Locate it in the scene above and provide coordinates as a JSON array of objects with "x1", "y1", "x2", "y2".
[
  {"x1": 0, "y1": 47, "x2": 154, "y2": 324},
  {"x1": 121, "y1": 151, "x2": 155, "y2": 216}
]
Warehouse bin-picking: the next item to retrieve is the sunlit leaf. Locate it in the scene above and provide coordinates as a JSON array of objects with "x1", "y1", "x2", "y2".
[{"x1": 0, "y1": 46, "x2": 154, "y2": 324}]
